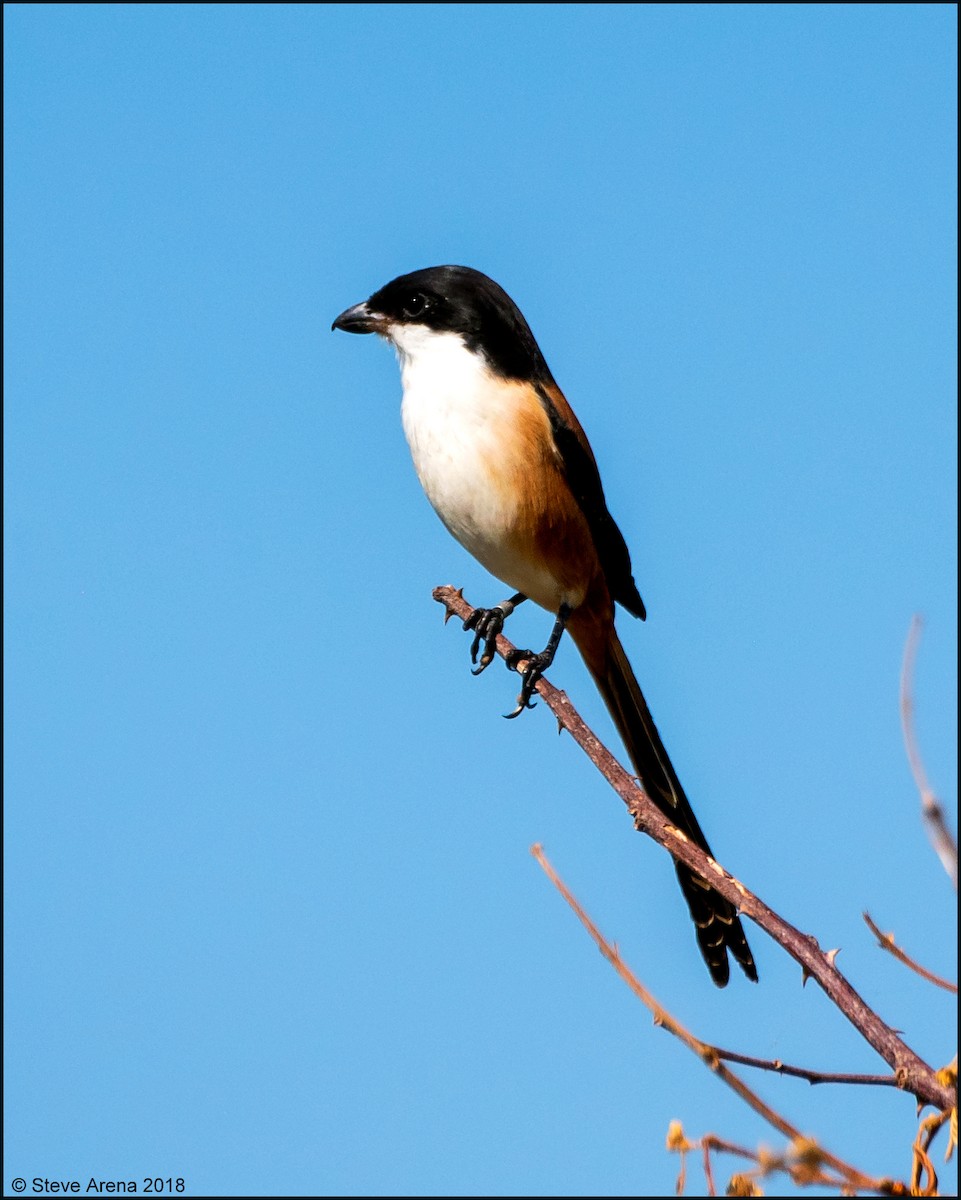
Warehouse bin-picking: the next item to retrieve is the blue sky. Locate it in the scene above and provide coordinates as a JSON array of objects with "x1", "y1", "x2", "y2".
[{"x1": 4, "y1": 4, "x2": 957, "y2": 1196}]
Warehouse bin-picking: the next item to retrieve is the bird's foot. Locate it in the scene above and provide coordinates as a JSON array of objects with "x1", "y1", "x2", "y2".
[
  {"x1": 503, "y1": 648, "x2": 551, "y2": 719},
  {"x1": 463, "y1": 606, "x2": 508, "y2": 675}
]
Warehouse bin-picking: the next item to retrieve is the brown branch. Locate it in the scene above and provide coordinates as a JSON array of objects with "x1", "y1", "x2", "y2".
[
  {"x1": 900, "y1": 616, "x2": 958, "y2": 889},
  {"x1": 532, "y1": 844, "x2": 905, "y2": 1196},
  {"x1": 432, "y1": 585, "x2": 957, "y2": 1115},
  {"x1": 863, "y1": 912, "x2": 958, "y2": 994},
  {"x1": 711, "y1": 1045, "x2": 904, "y2": 1088}
]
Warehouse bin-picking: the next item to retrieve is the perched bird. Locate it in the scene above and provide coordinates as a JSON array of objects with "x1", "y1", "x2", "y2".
[{"x1": 332, "y1": 265, "x2": 756, "y2": 986}]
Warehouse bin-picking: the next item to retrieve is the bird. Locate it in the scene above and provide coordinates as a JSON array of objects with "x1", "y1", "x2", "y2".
[{"x1": 332, "y1": 265, "x2": 757, "y2": 986}]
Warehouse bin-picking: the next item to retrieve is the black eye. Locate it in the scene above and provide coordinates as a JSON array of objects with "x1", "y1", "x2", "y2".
[{"x1": 402, "y1": 291, "x2": 429, "y2": 319}]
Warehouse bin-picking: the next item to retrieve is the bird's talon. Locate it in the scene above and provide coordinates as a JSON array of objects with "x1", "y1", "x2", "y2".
[
  {"x1": 499, "y1": 651, "x2": 547, "y2": 717},
  {"x1": 462, "y1": 606, "x2": 506, "y2": 675},
  {"x1": 504, "y1": 695, "x2": 537, "y2": 719}
]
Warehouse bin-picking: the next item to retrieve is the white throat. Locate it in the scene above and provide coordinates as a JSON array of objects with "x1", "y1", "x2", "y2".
[
  {"x1": 390, "y1": 324, "x2": 487, "y2": 397},
  {"x1": 391, "y1": 325, "x2": 497, "y2": 502}
]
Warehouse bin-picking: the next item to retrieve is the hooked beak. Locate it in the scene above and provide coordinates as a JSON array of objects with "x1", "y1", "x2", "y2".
[{"x1": 331, "y1": 301, "x2": 388, "y2": 335}]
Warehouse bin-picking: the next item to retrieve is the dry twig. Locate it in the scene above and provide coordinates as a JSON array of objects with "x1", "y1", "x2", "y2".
[
  {"x1": 863, "y1": 912, "x2": 958, "y2": 995},
  {"x1": 710, "y1": 1046, "x2": 904, "y2": 1088}
]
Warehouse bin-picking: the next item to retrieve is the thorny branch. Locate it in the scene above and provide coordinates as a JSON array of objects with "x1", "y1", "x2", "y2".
[{"x1": 432, "y1": 585, "x2": 957, "y2": 1115}]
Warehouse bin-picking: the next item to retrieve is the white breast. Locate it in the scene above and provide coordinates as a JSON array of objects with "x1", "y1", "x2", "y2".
[
  {"x1": 395, "y1": 327, "x2": 517, "y2": 542},
  {"x1": 390, "y1": 325, "x2": 564, "y2": 606}
]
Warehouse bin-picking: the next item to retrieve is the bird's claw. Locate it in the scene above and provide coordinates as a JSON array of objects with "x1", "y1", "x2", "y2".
[
  {"x1": 503, "y1": 648, "x2": 549, "y2": 718},
  {"x1": 463, "y1": 606, "x2": 507, "y2": 675}
]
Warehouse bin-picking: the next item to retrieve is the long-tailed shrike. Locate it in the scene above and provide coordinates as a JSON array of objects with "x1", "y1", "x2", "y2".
[{"x1": 333, "y1": 265, "x2": 756, "y2": 986}]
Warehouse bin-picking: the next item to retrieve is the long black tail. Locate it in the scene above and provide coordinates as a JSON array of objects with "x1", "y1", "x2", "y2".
[{"x1": 578, "y1": 625, "x2": 757, "y2": 986}]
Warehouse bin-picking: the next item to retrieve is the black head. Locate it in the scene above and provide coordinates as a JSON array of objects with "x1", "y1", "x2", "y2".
[{"x1": 332, "y1": 265, "x2": 555, "y2": 384}]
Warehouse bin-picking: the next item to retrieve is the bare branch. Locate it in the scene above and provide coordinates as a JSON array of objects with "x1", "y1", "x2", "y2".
[
  {"x1": 900, "y1": 616, "x2": 958, "y2": 889},
  {"x1": 432, "y1": 585, "x2": 957, "y2": 1114},
  {"x1": 532, "y1": 844, "x2": 902, "y2": 1196},
  {"x1": 863, "y1": 912, "x2": 958, "y2": 994},
  {"x1": 711, "y1": 1045, "x2": 904, "y2": 1088}
]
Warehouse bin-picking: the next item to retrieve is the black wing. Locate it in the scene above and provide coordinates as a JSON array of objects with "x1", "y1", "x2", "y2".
[{"x1": 536, "y1": 383, "x2": 646, "y2": 620}]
